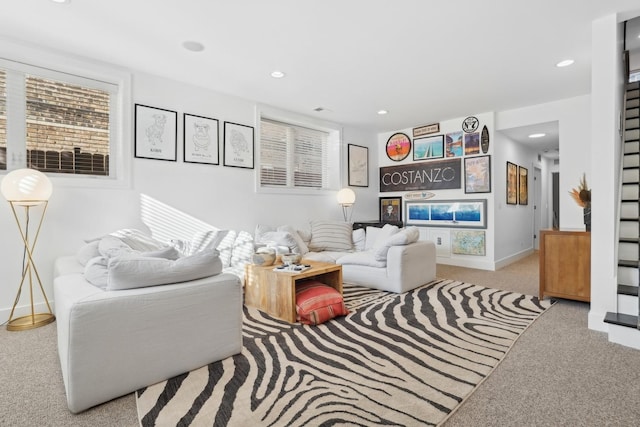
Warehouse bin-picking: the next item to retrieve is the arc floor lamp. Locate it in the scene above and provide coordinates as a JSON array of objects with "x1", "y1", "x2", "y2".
[{"x1": 1, "y1": 168, "x2": 55, "y2": 331}]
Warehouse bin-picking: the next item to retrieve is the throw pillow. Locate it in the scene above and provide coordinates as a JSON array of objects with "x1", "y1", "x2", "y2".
[
  {"x1": 186, "y1": 229, "x2": 229, "y2": 255},
  {"x1": 76, "y1": 240, "x2": 100, "y2": 266},
  {"x1": 364, "y1": 226, "x2": 381, "y2": 250},
  {"x1": 371, "y1": 224, "x2": 400, "y2": 250},
  {"x1": 373, "y1": 226, "x2": 420, "y2": 261},
  {"x1": 295, "y1": 280, "x2": 349, "y2": 325},
  {"x1": 98, "y1": 235, "x2": 180, "y2": 260},
  {"x1": 83, "y1": 256, "x2": 109, "y2": 289},
  {"x1": 278, "y1": 225, "x2": 309, "y2": 255},
  {"x1": 352, "y1": 228, "x2": 366, "y2": 252},
  {"x1": 107, "y1": 248, "x2": 222, "y2": 291},
  {"x1": 308, "y1": 221, "x2": 353, "y2": 252},
  {"x1": 109, "y1": 228, "x2": 168, "y2": 252}
]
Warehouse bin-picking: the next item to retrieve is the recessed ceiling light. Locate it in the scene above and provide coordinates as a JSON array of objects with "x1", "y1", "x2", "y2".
[
  {"x1": 270, "y1": 70, "x2": 285, "y2": 79},
  {"x1": 51, "y1": 0, "x2": 70, "y2": 3},
  {"x1": 556, "y1": 59, "x2": 574, "y2": 68},
  {"x1": 377, "y1": 110, "x2": 388, "y2": 115},
  {"x1": 529, "y1": 133, "x2": 546, "y2": 138},
  {"x1": 182, "y1": 41, "x2": 205, "y2": 52}
]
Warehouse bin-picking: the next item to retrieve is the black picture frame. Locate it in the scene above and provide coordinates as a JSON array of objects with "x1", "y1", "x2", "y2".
[
  {"x1": 223, "y1": 122, "x2": 254, "y2": 169},
  {"x1": 348, "y1": 144, "x2": 368, "y2": 187},
  {"x1": 518, "y1": 166, "x2": 529, "y2": 205},
  {"x1": 183, "y1": 113, "x2": 219, "y2": 165},
  {"x1": 385, "y1": 132, "x2": 411, "y2": 162},
  {"x1": 413, "y1": 135, "x2": 444, "y2": 161},
  {"x1": 464, "y1": 155, "x2": 491, "y2": 194},
  {"x1": 134, "y1": 104, "x2": 177, "y2": 161},
  {"x1": 380, "y1": 196, "x2": 402, "y2": 223},
  {"x1": 506, "y1": 161, "x2": 517, "y2": 205}
]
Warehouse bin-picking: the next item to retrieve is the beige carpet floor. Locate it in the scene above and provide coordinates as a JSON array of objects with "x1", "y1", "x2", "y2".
[{"x1": 2, "y1": 252, "x2": 640, "y2": 426}]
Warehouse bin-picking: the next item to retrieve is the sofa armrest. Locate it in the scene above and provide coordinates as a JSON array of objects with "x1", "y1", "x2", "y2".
[
  {"x1": 54, "y1": 272, "x2": 242, "y2": 413},
  {"x1": 386, "y1": 240, "x2": 437, "y2": 292}
]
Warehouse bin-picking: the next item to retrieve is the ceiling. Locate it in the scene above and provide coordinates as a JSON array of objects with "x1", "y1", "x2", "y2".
[{"x1": 1, "y1": 1, "x2": 640, "y2": 157}]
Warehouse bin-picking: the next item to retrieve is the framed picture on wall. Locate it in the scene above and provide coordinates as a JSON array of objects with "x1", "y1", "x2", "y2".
[
  {"x1": 348, "y1": 144, "x2": 368, "y2": 187},
  {"x1": 506, "y1": 161, "x2": 518, "y2": 205},
  {"x1": 223, "y1": 122, "x2": 254, "y2": 169},
  {"x1": 464, "y1": 155, "x2": 491, "y2": 193},
  {"x1": 183, "y1": 113, "x2": 219, "y2": 165},
  {"x1": 413, "y1": 135, "x2": 444, "y2": 161},
  {"x1": 385, "y1": 132, "x2": 411, "y2": 161},
  {"x1": 379, "y1": 196, "x2": 402, "y2": 223},
  {"x1": 405, "y1": 199, "x2": 487, "y2": 229},
  {"x1": 134, "y1": 104, "x2": 177, "y2": 161},
  {"x1": 519, "y1": 166, "x2": 529, "y2": 205}
]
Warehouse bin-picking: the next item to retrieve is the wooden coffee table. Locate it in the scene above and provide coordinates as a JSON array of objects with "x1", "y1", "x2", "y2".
[{"x1": 244, "y1": 260, "x2": 343, "y2": 323}]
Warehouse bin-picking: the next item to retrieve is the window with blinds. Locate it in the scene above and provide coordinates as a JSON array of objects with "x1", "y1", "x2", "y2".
[
  {"x1": 260, "y1": 118, "x2": 329, "y2": 189},
  {"x1": 0, "y1": 59, "x2": 117, "y2": 177},
  {"x1": 0, "y1": 70, "x2": 6, "y2": 170}
]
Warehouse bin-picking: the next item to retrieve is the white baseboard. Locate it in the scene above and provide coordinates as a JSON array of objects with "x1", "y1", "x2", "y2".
[
  {"x1": 0, "y1": 301, "x2": 56, "y2": 325},
  {"x1": 494, "y1": 248, "x2": 534, "y2": 270},
  {"x1": 588, "y1": 309, "x2": 609, "y2": 332},
  {"x1": 608, "y1": 324, "x2": 640, "y2": 350},
  {"x1": 436, "y1": 257, "x2": 495, "y2": 271}
]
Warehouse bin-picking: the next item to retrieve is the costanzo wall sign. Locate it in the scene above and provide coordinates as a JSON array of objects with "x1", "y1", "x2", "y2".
[{"x1": 380, "y1": 158, "x2": 461, "y2": 192}]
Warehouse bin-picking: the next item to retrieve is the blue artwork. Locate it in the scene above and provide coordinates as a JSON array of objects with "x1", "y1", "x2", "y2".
[
  {"x1": 455, "y1": 203, "x2": 482, "y2": 222},
  {"x1": 430, "y1": 204, "x2": 454, "y2": 221},
  {"x1": 405, "y1": 199, "x2": 487, "y2": 229},
  {"x1": 408, "y1": 204, "x2": 430, "y2": 220}
]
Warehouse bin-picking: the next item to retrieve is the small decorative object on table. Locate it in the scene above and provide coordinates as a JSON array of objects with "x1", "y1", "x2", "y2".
[
  {"x1": 569, "y1": 173, "x2": 591, "y2": 231},
  {"x1": 281, "y1": 253, "x2": 302, "y2": 265},
  {"x1": 252, "y1": 247, "x2": 276, "y2": 266}
]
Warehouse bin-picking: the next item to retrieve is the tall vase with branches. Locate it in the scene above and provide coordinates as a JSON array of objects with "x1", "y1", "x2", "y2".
[{"x1": 569, "y1": 173, "x2": 591, "y2": 231}]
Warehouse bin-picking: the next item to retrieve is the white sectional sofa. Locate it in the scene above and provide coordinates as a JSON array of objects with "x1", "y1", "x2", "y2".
[
  {"x1": 255, "y1": 221, "x2": 437, "y2": 293},
  {"x1": 53, "y1": 227, "x2": 253, "y2": 413}
]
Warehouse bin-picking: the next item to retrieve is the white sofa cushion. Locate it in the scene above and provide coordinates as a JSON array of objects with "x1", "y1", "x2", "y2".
[
  {"x1": 373, "y1": 226, "x2": 420, "y2": 261},
  {"x1": 303, "y1": 251, "x2": 348, "y2": 264},
  {"x1": 308, "y1": 220, "x2": 353, "y2": 252},
  {"x1": 107, "y1": 249, "x2": 222, "y2": 291},
  {"x1": 336, "y1": 251, "x2": 387, "y2": 268}
]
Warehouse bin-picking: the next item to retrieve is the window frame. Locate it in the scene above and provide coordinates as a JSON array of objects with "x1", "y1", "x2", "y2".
[
  {"x1": 256, "y1": 105, "x2": 342, "y2": 196},
  {"x1": 0, "y1": 39, "x2": 132, "y2": 189}
]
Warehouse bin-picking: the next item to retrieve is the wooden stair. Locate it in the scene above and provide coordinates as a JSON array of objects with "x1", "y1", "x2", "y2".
[{"x1": 605, "y1": 81, "x2": 640, "y2": 331}]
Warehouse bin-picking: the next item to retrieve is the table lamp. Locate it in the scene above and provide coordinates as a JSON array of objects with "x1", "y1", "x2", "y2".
[
  {"x1": 336, "y1": 188, "x2": 356, "y2": 222},
  {"x1": 1, "y1": 168, "x2": 55, "y2": 331}
]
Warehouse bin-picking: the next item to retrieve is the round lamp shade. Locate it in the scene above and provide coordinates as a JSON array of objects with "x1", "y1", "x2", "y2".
[
  {"x1": 1, "y1": 168, "x2": 52, "y2": 205},
  {"x1": 336, "y1": 188, "x2": 356, "y2": 205}
]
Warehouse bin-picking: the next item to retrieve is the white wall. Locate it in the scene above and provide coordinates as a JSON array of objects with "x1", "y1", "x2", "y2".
[
  {"x1": 496, "y1": 95, "x2": 592, "y2": 230},
  {"x1": 492, "y1": 132, "x2": 539, "y2": 266},
  {"x1": 588, "y1": 13, "x2": 627, "y2": 332},
  {"x1": 0, "y1": 49, "x2": 378, "y2": 320}
]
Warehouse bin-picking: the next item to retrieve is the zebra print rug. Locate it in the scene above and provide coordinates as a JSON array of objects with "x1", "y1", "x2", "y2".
[{"x1": 136, "y1": 279, "x2": 551, "y2": 426}]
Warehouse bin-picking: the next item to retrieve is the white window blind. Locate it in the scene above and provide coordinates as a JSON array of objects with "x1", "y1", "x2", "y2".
[
  {"x1": 260, "y1": 118, "x2": 329, "y2": 189},
  {"x1": 0, "y1": 69, "x2": 6, "y2": 170}
]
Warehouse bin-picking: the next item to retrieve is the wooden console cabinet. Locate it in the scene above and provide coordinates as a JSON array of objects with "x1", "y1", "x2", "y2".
[{"x1": 539, "y1": 229, "x2": 590, "y2": 301}]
